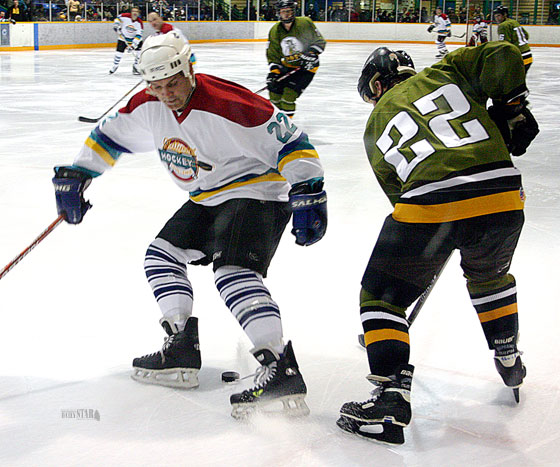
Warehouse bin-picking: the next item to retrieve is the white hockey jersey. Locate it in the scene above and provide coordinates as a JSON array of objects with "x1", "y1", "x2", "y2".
[
  {"x1": 115, "y1": 13, "x2": 143, "y2": 44},
  {"x1": 72, "y1": 74, "x2": 324, "y2": 206},
  {"x1": 432, "y1": 13, "x2": 451, "y2": 35},
  {"x1": 473, "y1": 20, "x2": 488, "y2": 36}
]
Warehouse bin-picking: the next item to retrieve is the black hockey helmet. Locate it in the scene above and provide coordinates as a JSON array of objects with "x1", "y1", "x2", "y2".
[
  {"x1": 493, "y1": 5, "x2": 509, "y2": 16},
  {"x1": 358, "y1": 47, "x2": 416, "y2": 104},
  {"x1": 277, "y1": 0, "x2": 297, "y2": 23}
]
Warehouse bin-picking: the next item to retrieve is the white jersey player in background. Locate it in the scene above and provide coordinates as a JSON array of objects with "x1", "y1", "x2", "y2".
[
  {"x1": 427, "y1": 7, "x2": 451, "y2": 58},
  {"x1": 146, "y1": 11, "x2": 197, "y2": 65},
  {"x1": 110, "y1": 6, "x2": 144, "y2": 75},
  {"x1": 52, "y1": 32, "x2": 327, "y2": 419},
  {"x1": 468, "y1": 16, "x2": 488, "y2": 46}
]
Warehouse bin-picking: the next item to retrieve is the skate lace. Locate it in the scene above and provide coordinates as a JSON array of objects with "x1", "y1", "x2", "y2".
[
  {"x1": 247, "y1": 362, "x2": 277, "y2": 392},
  {"x1": 360, "y1": 383, "x2": 385, "y2": 405},
  {"x1": 138, "y1": 334, "x2": 176, "y2": 362}
]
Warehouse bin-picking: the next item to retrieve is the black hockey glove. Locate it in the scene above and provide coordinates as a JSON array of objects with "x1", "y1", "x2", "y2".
[
  {"x1": 427, "y1": 24, "x2": 435, "y2": 32},
  {"x1": 488, "y1": 102, "x2": 540, "y2": 157},
  {"x1": 266, "y1": 71, "x2": 281, "y2": 92},
  {"x1": 300, "y1": 51, "x2": 319, "y2": 71},
  {"x1": 289, "y1": 179, "x2": 327, "y2": 246},
  {"x1": 52, "y1": 166, "x2": 93, "y2": 224},
  {"x1": 508, "y1": 107, "x2": 540, "y2": 157}
]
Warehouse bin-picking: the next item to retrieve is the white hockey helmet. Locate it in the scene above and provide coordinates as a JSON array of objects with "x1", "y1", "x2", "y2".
[{"x1": 138, "y1": 31, "x2": 193, "y2": 83}]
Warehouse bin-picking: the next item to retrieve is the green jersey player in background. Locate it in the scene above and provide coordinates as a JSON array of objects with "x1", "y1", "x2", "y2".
[
  {"x1": 494, "y1": 5, "x2": 532, "y2": 71},
  {"x1": 336, "y1": 42, "x2": 539, "y2": 445},
  {"x1": 266, "y1": 0, "x2": 326, "y2": 117}
]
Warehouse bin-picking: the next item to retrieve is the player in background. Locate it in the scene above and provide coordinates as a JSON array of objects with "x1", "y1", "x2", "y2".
[
  {"x1": 494, "y1": 5, "x2": 532, "y2": 72},
  {"x1": 427, "y1": 6, "x2": 451, "y2": 58},
  {"x1": 110, "y1": 6, "x2": 144, "y2": 75},
  {"x1": 52, "y1": 32, "x2": 327, "y2": 419},
  {"x1": 467, "y1": 15, "x2": 488, "y2": 46},
  {"x1": 147, "y1": 11, "x2": 197, "y2": 65},
  {"x1": 266, "y1": 0, "x2": 326, "y2": 118},
  {"x1": 336, "y1": 43, "x2": 539, "y2": 445}
]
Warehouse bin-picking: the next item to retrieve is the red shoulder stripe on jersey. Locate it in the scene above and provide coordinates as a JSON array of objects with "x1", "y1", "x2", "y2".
[
  {"x1": 118, "y1": 88, "x2": 159, "y2": 114},
  {"x1": 441, "y1": 13, "x2": 448, "y2": 19},
  {"x1": 161, "y1": 23, "x2": 174, "y2": 33},
  {"x1": 184, "y1": 74, "x2": 274, "y2": 127},
  {"x1": 120, "y1": 13, "x2": 131, "y2": 18}
]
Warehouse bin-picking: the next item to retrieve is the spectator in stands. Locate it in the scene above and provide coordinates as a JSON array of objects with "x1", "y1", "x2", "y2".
[
  {"x1": 68, "y1": 0, "x2": 81, "y2": 21},
  {"x1": 306, "y1": 2, "x2": 318, "y2": 20},
  {"x1": 7, "y1": 0, "x2": 27, "y2": 21}
]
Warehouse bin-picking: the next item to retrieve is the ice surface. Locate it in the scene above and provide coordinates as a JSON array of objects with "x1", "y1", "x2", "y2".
[{"x1": 1, "y1": 41, "x2": 559, "y2": 466}]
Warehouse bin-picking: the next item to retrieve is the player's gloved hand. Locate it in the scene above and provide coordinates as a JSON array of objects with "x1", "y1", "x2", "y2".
[
  {"x1": 300, "y1": 51, "x2": 319, "y2": 71},
  {"x1": 488, "y1": 101, "x2": 539, "y2": 157},
  {"x1": 52, "y1": 166, "x2": 93, "y2": 224},
  {"x1": 131, "y1": 38, "x2": 141, "y2": 50},
  {"x1": 289, "y1": 179, "x2": 327, "y2": 246},
  {"x1": 113, "y1": 23, "x2": 121, "y2": 33},
  {"x1": 427, "y1": 24, "x2": 435, "y2": 32},
  {"x1": 447, "y1": 31, "x2": 452, "y2": 37},
  {"x1": 10, "y1": 18, "x2": 16, "y2": 24},
  {"x1": 507, "y1": 106, "x2": 540, "y2": 157},
  {"x1": 266, "y1": 69, "x2": 281, "y2": 91}
]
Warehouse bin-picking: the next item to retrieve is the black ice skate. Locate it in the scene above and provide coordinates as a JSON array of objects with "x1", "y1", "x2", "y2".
[
  {"x1": 230, "y1": 341, "x2": 309, "y2": 419},
  {"x1": 131, "y1": 316, "x2": 201, "y2": 389},
  {"x1": 337, "y1": 364, "x2": 414, "y2": 445},
  {"x1": 492, "y1": 332, "x2": 526, "y2": 403}
]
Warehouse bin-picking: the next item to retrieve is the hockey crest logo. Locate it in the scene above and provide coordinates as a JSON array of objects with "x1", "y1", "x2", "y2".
[
  {"x1": 281, "y1": 37, "x2": 304, "y2": 57},
  {"x1": 124, "y1": 24, "x2": 137, "y2": 34},
  {"x1": 159, "y1": 137, "x2": 212, "y2": 182}
]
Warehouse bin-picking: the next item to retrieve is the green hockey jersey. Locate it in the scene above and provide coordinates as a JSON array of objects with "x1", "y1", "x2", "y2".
[
  {"x1": 498, "y1": 18, "x2": 532, "y2": 67},
  {"x1": 364, "y1": 42, "x2": 528, "y2": 224},
  {"x1": 267, "y1": 17, "x2": 326, "y2": 72}
]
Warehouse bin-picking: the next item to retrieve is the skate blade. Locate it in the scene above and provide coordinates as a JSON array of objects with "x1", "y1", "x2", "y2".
[
  {"x1": 338, "y1": 410, "x2": 406, "y2": 427},
  {"x1": 513, "y1": 388, "x2": 520, "y2": 403},
  {"x1": 131, "y1": 367, "x2": 199, "y2": 389},
  {"x1": 336, "y1": 416, "x2": 405, "y2": 445},
  {"x1": 231, "y1": 394, "x2": 310, "y2": 420}
]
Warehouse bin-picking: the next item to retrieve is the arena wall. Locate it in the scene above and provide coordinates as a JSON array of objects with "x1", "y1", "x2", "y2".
[{"x1": 1, "y1": 21, "x2": 558, "y2": 51}]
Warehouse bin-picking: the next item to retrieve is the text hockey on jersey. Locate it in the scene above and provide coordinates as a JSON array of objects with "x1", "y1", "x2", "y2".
[{"x1": 72, "y1": 74, "x2": 324, "y2": 206}]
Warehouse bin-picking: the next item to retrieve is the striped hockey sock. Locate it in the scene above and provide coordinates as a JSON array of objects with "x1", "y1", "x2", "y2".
[
  {"x1": 468, "y1": 274, "x2": 519, "y2": 349},
  {"x1": 215, "y1": 265, "x2": 284, "y2": 353},
  {"x1": 144, "y1": 238, "x2": 193, "y2": 330},
  {"x1": 360, "y1": 288, "x2": 410, "y2": 376}
]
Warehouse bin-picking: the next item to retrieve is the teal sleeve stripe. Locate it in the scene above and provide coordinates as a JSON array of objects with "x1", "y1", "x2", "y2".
[
  {"x1": 70, "y1": 165, "x2": 102, "y2": 178},
  {"x1": 277, "y1": 132, "x2": 316, "y2": 163},
  {"x1": 89, "y1": 130, "x2": 123, "y2": 161}
]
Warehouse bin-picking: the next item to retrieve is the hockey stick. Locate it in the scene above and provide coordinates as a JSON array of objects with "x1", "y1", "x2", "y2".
[
  {"x1": 358, "y1": 253, "x2": 453, "y2": 348},
  {"x1": 0, "y1": 214, "x2": 65, "y2": 281},
  {"x1": 255, "y1": 67, "x2": 302, "y2": 95},
  {"x1": 78, "y1": 80, "x2": 144, "y2": 123},
  {"x1": 430, "y1": 31, "x2": 466, "y2": 39}
]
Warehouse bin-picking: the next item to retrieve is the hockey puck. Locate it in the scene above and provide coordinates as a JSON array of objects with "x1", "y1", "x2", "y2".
[{"x1": 221, "y1": 371, "x2": 240, "y2": 383}]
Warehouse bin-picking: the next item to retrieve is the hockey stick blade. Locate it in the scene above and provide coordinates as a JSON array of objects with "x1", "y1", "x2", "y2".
[
  {"x1": 78, "y1": 116, "x2": 101, "y2": 123},
  {"x1": 77, "y1": 80, "x2": 144, "y2": 123},
  {"x1": 452, "y1": 32, "x2": 466, "y2": 38}
]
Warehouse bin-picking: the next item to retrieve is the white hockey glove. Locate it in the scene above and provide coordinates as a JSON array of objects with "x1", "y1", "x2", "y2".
[{"x1": 300, "y1": 51, "x2": 319, "y2": 71}]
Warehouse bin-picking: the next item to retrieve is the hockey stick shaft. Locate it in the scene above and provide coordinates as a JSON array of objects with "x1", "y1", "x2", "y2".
[
  {"x1": 78, "y1": 80, "x2": 144, "y2": 123},
  {"x1": 255, "y1": 67, "x2": 301, "y2": 95},
  {"x1": 406, "y1": 252, "x2": 452, "y2": 325},
  {"x1": 358, "y1": 252, "x2": 452, "y2": 348},
  {"x1": 0, "y1": 214, "x2": 65, "y2": 281}
]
